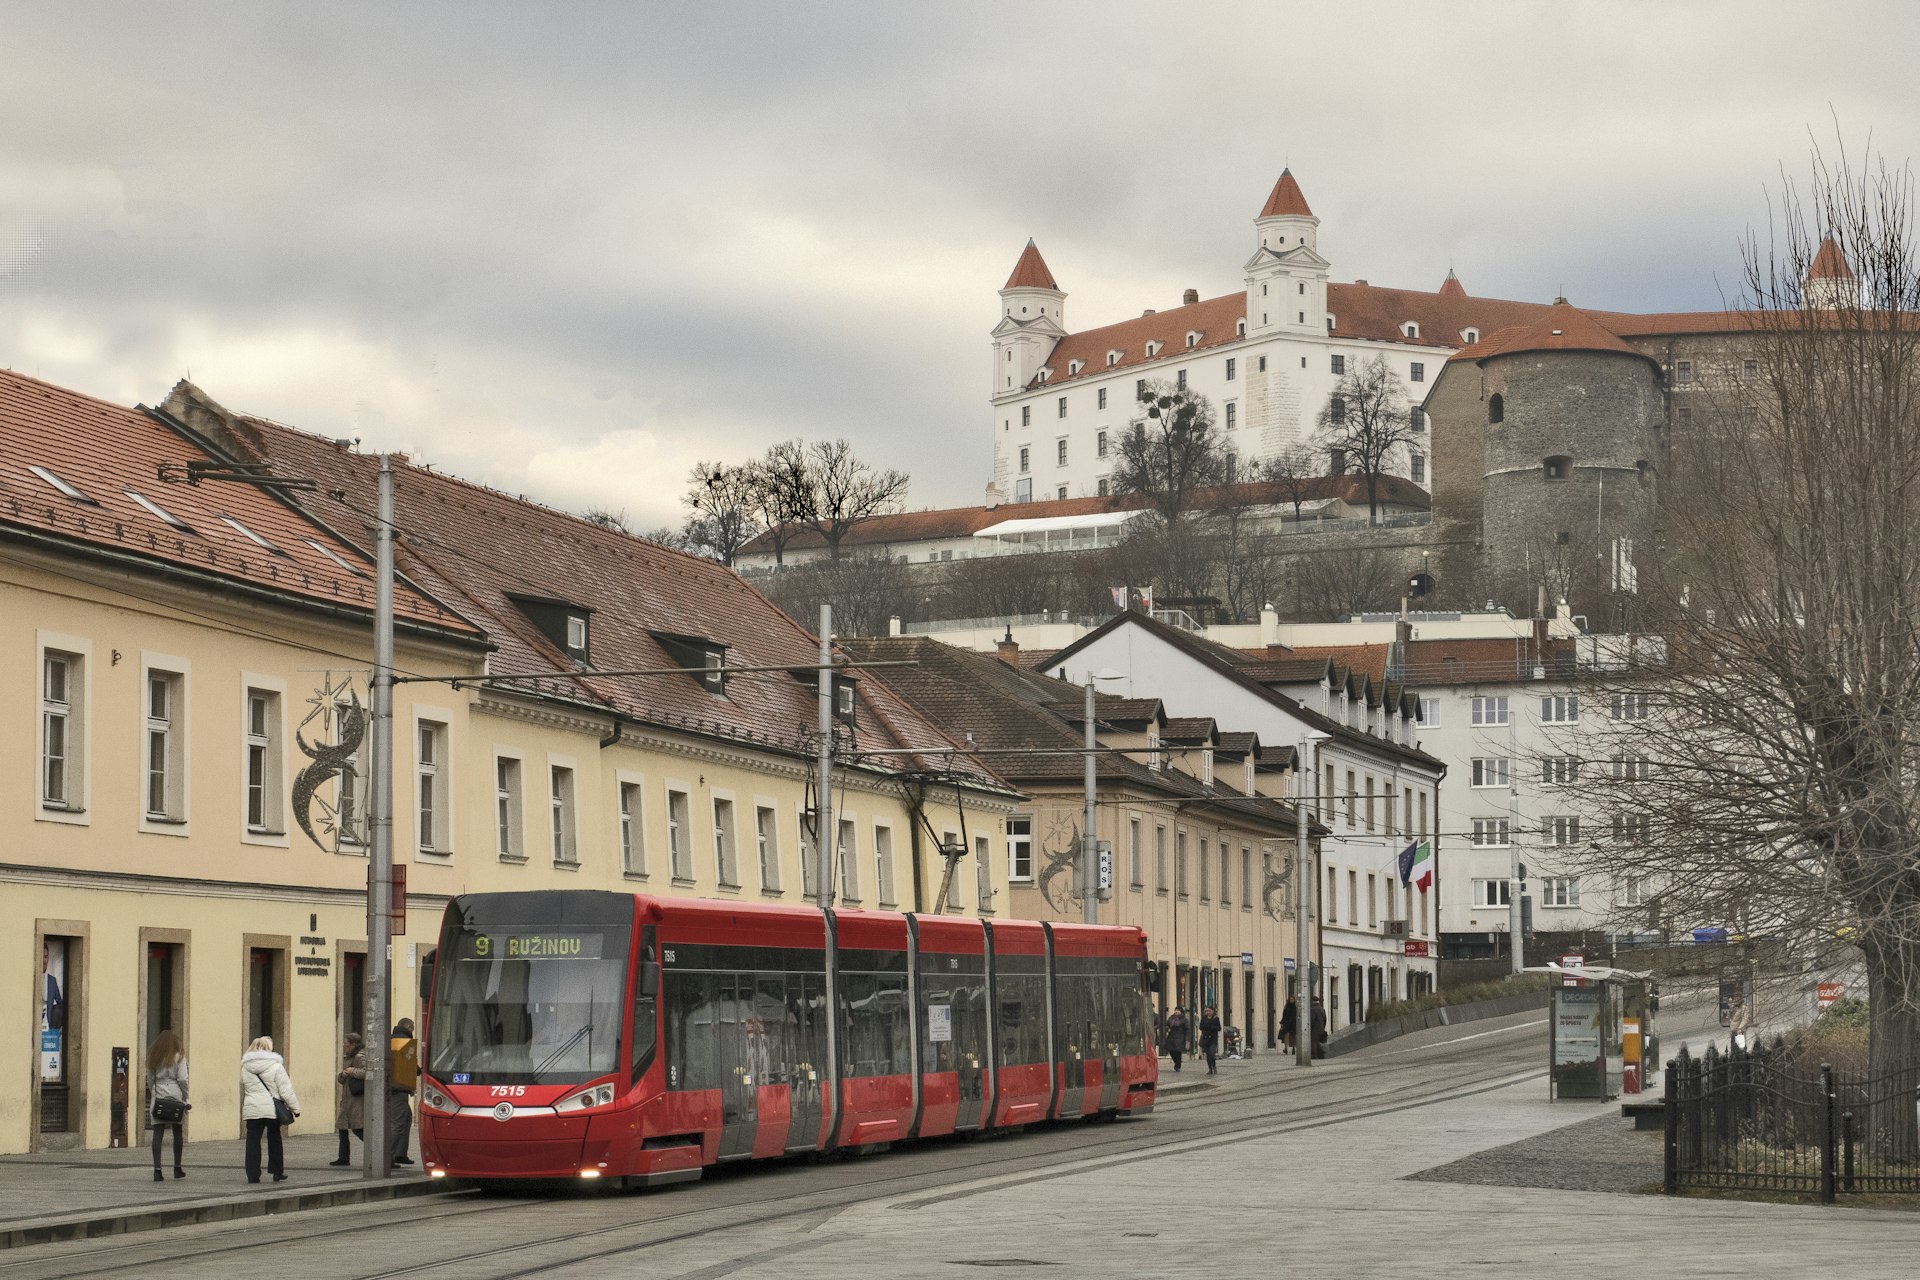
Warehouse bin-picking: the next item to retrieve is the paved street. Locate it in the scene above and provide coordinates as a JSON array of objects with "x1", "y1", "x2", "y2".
[{"x1": 7, "y1": 997, "x2": 1916, "y2": 1279}]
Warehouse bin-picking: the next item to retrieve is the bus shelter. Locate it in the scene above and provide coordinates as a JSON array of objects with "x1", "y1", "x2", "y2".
[{"x1": 1527, "y1": 964, "x2": 1654, "y2": 1102}]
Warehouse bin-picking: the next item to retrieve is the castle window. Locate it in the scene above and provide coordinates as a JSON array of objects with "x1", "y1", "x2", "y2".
[
  {"x1": 1097, "y1": 430, "x2": 1109, "y2": 458},
  {"x1": 1145, "y1": 340, "x2": 1163, "y2": 358},
  {"x1": 1411, "y1": 453, "x2": 1426, "y2": 484},
  {"x1": 1410, "y1": 408, "x2": 1426, "y2": 432},
  {"x1": 1544, "y1": 456, "x2": 1572, "y2": 481},
  {"x1": 1331, "y1": 354, "x2": 1345, "y2": 375},
  {"x1": 1057, "y1": 485, "x2": 1067, "y2": 500},
  {"x1": 1488, "y1": 394, "x2": 1505, "y2": 424},
  {"x1": 1327, "y1": 316, "x2": 1336, "y2": 332},
  {"x1": 1330, "y1": 448, "x2": 1348, "y2": 475},
  {"x1": 1176, "y1": 369, "x2": 1187, "y2": 391},
  {"x1": 1329, "y1": 397, "x2": 1347, "y2": 424},
  {"x1": 1136, "y1": 379, "x2": 1147, "y2": 399},
  {"x1": 1298, "y1": 312, "x2": 1305, "y2": 323},
  {"x1": 1107, "y1": 350, "x2": 1121, "y2": 367},
  {"x1": 1097, "y1": 388, "x2": 1108, "y2": 410},
  {"x1": 1674, "y1": 360, "x2": 1693, "y2": 383},
  {"x1": 1067, "y1": 360, "x2": 1083, "y2": 376},
  {"x1": 1226, "y1": 357, "x2": 1236, "y2": 381},
  {"x1": 1022, "y1": 406, "x2": 1031, "y2": 427},
  {"x1": 1185, "y1": 331, "x2": 1201, "y2": 349},
  {"x1": 1097, "y1": 477, "x2": 1109, "y2": 496},
  {"x1": 1058, "y1": 396, "x2": 1068, "y2": 419},
  {"x1": 1019, "y1": 446, "x2": 1030, "y2": 473},
  {"x1": 1057, "y1": 438, "x2": 1068, "y2": 466},
  {"x1": 1225, "y1": 403, "x2": 1237, "y2": 431},
  {"x1": 1236, "y1": 320, "x2": 1246, "y2": 338},
  {"x1": 1257, "y1": 356, "x2": 1267, "y2": 372},
  {"x1": 1410, "y1": 362, "x2": 1425, "y2": 382},
  {"x1": 1299, "y1": 282, "x2": 1306, "y2": 295}
]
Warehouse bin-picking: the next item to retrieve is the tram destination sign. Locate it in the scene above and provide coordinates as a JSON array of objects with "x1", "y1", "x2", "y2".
[{"x1": 454, "y1": 930, "x2": 605, "y2": 961}]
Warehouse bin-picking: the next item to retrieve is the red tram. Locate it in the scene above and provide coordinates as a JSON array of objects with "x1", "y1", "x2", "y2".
[{"x1": 417, "y1": 891, "x2": 1156, "y2": 1185}]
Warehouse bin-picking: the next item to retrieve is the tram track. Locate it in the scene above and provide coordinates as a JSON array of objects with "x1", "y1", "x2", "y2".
[{"x1": 13, "y1": 1014, "x2": 1563, "y2": 1280}]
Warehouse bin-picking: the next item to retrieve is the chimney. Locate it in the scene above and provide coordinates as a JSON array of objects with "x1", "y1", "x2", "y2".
[
  {"x1": 1142, "y1": 309, "x2": 1156, "y2": 317},
  {"x1": 1182, "y1": 288, "x2": 1199, "y2": 305},
  {"x1": 1260, "y1": 603, "x2": 1281, "y2": 649},
  {"x1": 995, "y1": 626, "x2": 1020, "y2": 666},
  {"x1": 888, "y1": 615, "x2": 902, "y2": 637}
]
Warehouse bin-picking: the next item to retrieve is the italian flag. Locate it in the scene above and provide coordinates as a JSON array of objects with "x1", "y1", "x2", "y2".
[{"x1": 1401, "y1": 840, "x2": 1434, "y2": 892}]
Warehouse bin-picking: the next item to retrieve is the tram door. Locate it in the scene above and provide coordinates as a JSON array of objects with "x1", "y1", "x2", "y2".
[
  {"x1": 716, "y1": 975, "x2": 757, "y2": 1160},
  {"x1": 784, "y1": 973, "x2": 826, "y2": 1152},
  {"x1": 1096, "y1": 977, "x2": 1123, "y2": 1112}
]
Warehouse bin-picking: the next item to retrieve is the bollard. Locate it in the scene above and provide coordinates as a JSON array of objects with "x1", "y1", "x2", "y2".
[
  {"x1": 1819, "y1": 1063, "x2": 1836, "y2": 1204},
  {"x1": 1842, "y1": 1111, "x2": 1855, "y2": 1194}
]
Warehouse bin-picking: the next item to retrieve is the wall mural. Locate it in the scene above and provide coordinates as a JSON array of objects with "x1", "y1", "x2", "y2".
[{"x1": 293, "y1": 673, "x2": 367, "y2": 850}]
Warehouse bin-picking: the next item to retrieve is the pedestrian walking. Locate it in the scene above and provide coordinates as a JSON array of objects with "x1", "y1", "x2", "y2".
[
  {"x1": 1309, "y1": 996, "x2": 1329, "y2": 1059},
  {"x1": 331, "y1": 1031, "x2": 367, "y2": 1167},
  {"x1": 387, "y1": 1018, "x2": 419, "y2": 1168},
  {"x1": 1728, "y1": 995, "x2": 1754, "y2": 1053},
  {"x1": 147, "y1": 1029, "x2": 189, "y2": 1182},
  {"x1": 1278, "y1": 998, "x2": 1298, "y2": 1053},
  {"x1": 1161, "y1": 1007, "x2": 1188, "y2": 1072},
  {"x1": 239, "y1": 1036, "x2": 300, "y2": 1184},
  {"x1": 1198, "y1": 1006, "x2": 1222, "y2": 1075}
]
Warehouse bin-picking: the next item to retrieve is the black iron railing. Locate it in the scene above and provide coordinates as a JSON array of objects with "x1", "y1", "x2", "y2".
[{"x1": 1664, "y1": 1041, "x2": 1920, "y2": 1199}]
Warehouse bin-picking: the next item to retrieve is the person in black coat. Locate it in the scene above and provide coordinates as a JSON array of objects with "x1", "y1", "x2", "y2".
[
  {"x1": 1310, "y1": 996, "x2": 1330, "y2": 1059},
  {"x1": 1161, "y1": 1007, "x2": 1188, "y2": 1072},
  {"x1": 1279, "y1": 998, "x2": 1298, "y2": 1052},
  {"x1": 1198, "y1": 1006, "x2": 1222, "y2": 1075}
]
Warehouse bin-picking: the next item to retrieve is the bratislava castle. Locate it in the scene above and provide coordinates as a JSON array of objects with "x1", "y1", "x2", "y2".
[{"x1": 987, "y1": 170, "x2": 1549, "y2": 504}]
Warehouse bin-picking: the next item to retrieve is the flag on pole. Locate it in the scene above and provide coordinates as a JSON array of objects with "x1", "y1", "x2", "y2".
[
  {"x1": 1111, "y1": 586, "x2": 1128, "y2": 609},
  {"x1": 1397, "y1": 840, "x2": 1418, "y2": 886},
  {"x1": 1137, "y1": 586, "x2": 1154, "y2": 611},
  {"x1": 1408, "y1": 840, "x2": 1434, "y2": 892}
]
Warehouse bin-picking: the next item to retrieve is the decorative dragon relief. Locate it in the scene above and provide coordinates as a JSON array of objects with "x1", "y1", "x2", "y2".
[
  {"x1": 293, "y1": 674, "x2": 366, "y2": 851},
  {"x1": 1262, "y1": 842, "x2": 1296, "y2": 921},
  {"x1": 1036, "y1": 814, "x2": 1085, "y2": 914}
]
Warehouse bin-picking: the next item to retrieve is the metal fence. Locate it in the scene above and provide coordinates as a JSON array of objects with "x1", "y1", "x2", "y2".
[{"x1": 1664, "y1": 1041, "x2": 1920, "y2": 1199}]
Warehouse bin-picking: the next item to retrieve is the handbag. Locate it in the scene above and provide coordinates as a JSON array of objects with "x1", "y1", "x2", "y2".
[
  {"x1": 274, "y1": 1097, "x2": 295, "y2": 1127},
  {"x1": 346, "y1": 1076, "x2": 364, "y2": 1097},
  {"x1": 153, "y1": 1096, "x2": 187, "y2": 1124}
]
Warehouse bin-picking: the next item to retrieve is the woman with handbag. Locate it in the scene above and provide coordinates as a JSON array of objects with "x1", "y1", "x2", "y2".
[
  {"x1": 331, "y1": 1032, "x2": 366, "y2": 1167},
  {"x1": 239, "y1": 1036, "x2": 300, "y2": 1184},
  {"x1": 147, "y1": 1029, "x2": 189, "y2": 1182}
]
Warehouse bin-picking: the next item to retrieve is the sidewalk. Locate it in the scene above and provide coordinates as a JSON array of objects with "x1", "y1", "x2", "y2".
[{"x1": 0, "y1": 1131, "x2": 446, "y2": 1249}]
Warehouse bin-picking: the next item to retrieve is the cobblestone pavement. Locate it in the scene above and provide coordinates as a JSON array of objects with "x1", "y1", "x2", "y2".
[{"x1": 1406, "y1": 1111, "x2": 1663, "y2": 1195}]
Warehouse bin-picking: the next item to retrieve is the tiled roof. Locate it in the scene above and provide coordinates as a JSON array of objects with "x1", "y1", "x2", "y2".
[
  {"x1": 1325, "y1": 281, "x2": 1552, "y2": 350},
  {"x1": 1161, "y1": 716, "x2": 1217, "y2": 743},
  {"x1": 1460, "y1": 302, "x2": 1654, "y2": 364},
  {"x1": 1258, "y1": 169, "x2": 1313, "y2": 219},
  {"x1": 1031, "y1": 291, "x2": 1248, "y2": 389},
  {"x1": 1809, "y1": 238, "x2": 1853, "y2": 280},
  {"x1": 1397, "y1": 636, "x2": 1576, "y2": 685},
  {"x1": 1438, "y1": 270, "x2": 1466, "y2": 299},
  {"x1": 1215, "y1": 731, "x2": 1260, "y2": 757},
  {"x1": 1004, "y1": 240, "x2": 1059, "y2": 291},
  {"x1": 1276, "y1": 644, "x2": 1390, "y2": 683},
  {"x1": 0, "y1": 368, "x2": 480, "y2": 640},
  {"x1": 163, "y1": 383, "x2": 1009, "y2": 790}
]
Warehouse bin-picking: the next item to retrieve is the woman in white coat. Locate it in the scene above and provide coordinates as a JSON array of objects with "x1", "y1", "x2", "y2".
[{"x1": 239, "y1": 1036, "x2": 300, "y2": 1183}]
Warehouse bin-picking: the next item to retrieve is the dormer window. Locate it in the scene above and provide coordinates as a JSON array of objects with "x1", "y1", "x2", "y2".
[
  {"x1": 835, "y1": 681, "x2": 856, "y2": 724},
  {"x1": 566, "y1": 614, "x2": 588, "y2": 650},
  {"x1": 304, "y1": 539, "x2": 366, "y2": 577},
  {"x1": 1462, "y1": 328, "x2": 1480, "y2": 344},
  {"x1": 1326, "y1": 315, "x2": 1336, "y2": 332},
  {"x1": 652, "y1": 631, "x2": 727, "y2": 694},
  {"x1": 1236, "y1": 319, "x2": 1246, "y2": 338},
  {"x1": 1037, "y1": 367, "x2": 1052, "y2": 383},
  {"x1": 1068, "y1": 359, "x2": 1084, "y2": 376},
  {"x1": 29, "y1": 465, "x2": 97, "y2": 504},
  {"x1": 511, "y1": 592, "x2": 596, "y2": 664},
  {"x1": 1201, "y1": 748, "x2": 1213, "y2": 786},
  {"x1": 1185, "y1": 330, "x2": 1201, "y2": 349},
  {"x1": 1106, "y1": 350, "x2": 1122, "y2": 367},
  {"x1": 1145, "y1": 340, "x2": 1163, "y2": 359}
]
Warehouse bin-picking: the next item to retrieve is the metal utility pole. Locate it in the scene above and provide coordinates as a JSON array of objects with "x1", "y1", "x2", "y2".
[
  {"x1": 364, "y1": 455, "x2": 394, "y2": 1177},
  {"x1": 816, "y1": 603, "x2": 834, "y2": 910},
  {"x1": 1294, "y1": 735, "x2": 1316, "y2": 1067},
  {"x1": 1082, "y1": 677, "x2": 1098, "y2": 924},
  {"x1": 1508, "y1": 777, "x2": 1524, "y2": 975}
]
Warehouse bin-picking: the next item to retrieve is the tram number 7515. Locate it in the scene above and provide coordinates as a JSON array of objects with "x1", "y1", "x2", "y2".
[{"x1": 490, "y1": 1085, "x2": 528, "y2": 1098}]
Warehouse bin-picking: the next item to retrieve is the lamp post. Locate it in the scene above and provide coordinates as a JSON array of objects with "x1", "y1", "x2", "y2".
[
  {"x1": 1081, "y1": 669, "x2": 1125, "y2": 924},
  {"x1": 363, "y1": 455, "x2": 395, "y2": 1178},
  {"x1": 1294, "y1": 732, "x2": 1329, "y2": 1067}
]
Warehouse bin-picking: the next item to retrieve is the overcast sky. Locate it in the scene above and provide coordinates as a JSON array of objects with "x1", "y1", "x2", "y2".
[{"x1": 3, "y1": 2, "x2": 1917, "y2": 530}]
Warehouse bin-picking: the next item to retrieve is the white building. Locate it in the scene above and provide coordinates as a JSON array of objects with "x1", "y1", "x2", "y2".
[
  {"x1": 1040, "y1": 610, "x2": 1443, "y2": 1031},
  {"x1": 988, "y1": 170, "x2": 1554, "y2": 504}
]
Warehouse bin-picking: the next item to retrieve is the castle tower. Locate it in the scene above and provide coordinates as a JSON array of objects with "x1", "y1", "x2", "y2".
[
  {"x1": 1244, "y1": 169, "x2": 1328, "y2": 339},
  {"x1": 1803, "y1": 237, "x2": 1857, "y2": 310},
  {"x1": 1472, "y1": 302, "x2": 1663, "y2": 622},
  {"x1": 992, "y1": 239, "x2": 1067, "y2": 396}
]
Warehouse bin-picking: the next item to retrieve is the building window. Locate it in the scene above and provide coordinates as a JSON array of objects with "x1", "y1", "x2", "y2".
[
  {"x1": 1541, "y1": 755, "x2": 1581, "y2": 784},
  {"x1": 245, "y1": 689, "x2": 282, "y2": 833},
  {"x1": 1366, "y1": 872, "x2": 1378, "y2": 926},
  {"x1": 1329, "y1": 396, "x2": 1347, "y2": 424},
  {"x1": 620, "y1": 782, "x2": 645, "y2": 875},
  {"x1": 712, "y1": 797, "x2": 738, "y2": 886},
  {"x1": 837, "y1": 818, "x2": 859, "y2": 901},
  {"x1": 1199, "y1": 838, "x2": 1209, "y2": 900},
  {"x1": 495, "y1": 756, "x2": 524, "y2": 859},
  {"x1": 743, "y1": 804, "x2": 775, "y2": 891},
  {"x1": 1471, "y1": 818, "x2": 1511, "y2": 847},
  {"x1": 1097, "y1": 477, "x2": 1109, "y2": 496},
  {"x1": 1410, "y1": 361, "x2": 1425, "y2": 382},
  {"x1": 1330, "y1": 354, "x2": 1345, "y2": 375},
  {"x1": 1325, "y1": 866, "x2": 1338, "y2": 922},
  {"x1": 1096, "y1": 430, "x2": 1108, "y2": 458},
  {"x1": 1364, "y1": 777, "x2": 1376, "y2": 831},
  {"x1": 1257, "y1": 356, "x2": 1267, "y2": 372},
  {"x1": 550, "y1": 765, "x2": 577, "y2": 864},
  {"x1": 1220, "y1": 844, "x2": 1232, "y2": 906},
  {"x1": 1539, "y1": 694, "x2": 1579, "y2": 724},
  {"x1": 975, "y1": 834, "x2": 993, "y2": 911},
  {"x1": 1241, "y1": 846, "x2": 1252, "y2": 907},
  {"x1": 1547, "y1": 815, "x2": 1582, "y2": 846},
  {"x1": 1622, "y1": 876, "x2": 1651, "y2": 906},
  {"x1": 1470, "y1": 757, "x2": 1511, "y2": 788},
  {"x1": 1226, "y1": 357, "x2": 1237, "y2": 381},
  {"x1": 1348, "y1": 869, "x2": 1359, "y2": 923},
  {"x1": 667, "y1": 789, "x2": 692, "y2": 879},
  {"x1": 417, "y1": 720, "x2": 448, "y2": 852},
  {"x1": 144, "y1": 670, "x2": 186, "y2": 821},
  {"x1": 1008, "y1": 816, "x2": 1033, "y2": 881},
  {"x1": 1541, "y1": 876, "x2": 1581, "y2": 908},
  {"x1": 1136, "y1": 378, "x2": 1147, "y2": 399},
  {"x1": 1612, "y1": 754, "x2": 1653, "y2": 781},
  {"x1": 1674, "y1": 360, "x2": 1693, "y2": 383},
  {"x1": 1019, "y1": 446, "x2": 1030, "y2": 473},
  {"x1": 1613, "y1": 812, "x2": 1652, "y2": 843},
  {"x1": 1225, "y1": 402, "x2": 1237, "y2": 431},
  {"x1": 1489, "y1": 393, "x2": 1504, "y2": 424},
  {"x1": 1129, "y1": 817, "x2": 1143, "y2": 887},
  {"x1": 1612, "y1": 693, "x2": 1650, "y2": 721},
  {"x1": 1416, "y1": 696, "x2": 1441, "y2": 726},
  {"x1": 1410, "y1": 408, "x2": 1426, "y2": 433},
  {"x1": 1345, "y1": 769, "x2": 1358, "y2": 827},
  {"x1": 1471, "y1": 695, "x2": 1509, "y2": 726},
  {"x1": 1021, "y1": 406, "x2": 1031, "y2": 427},
  {"x1": 1057, "y1": 485, "x2": 1067, "y2": 500},
  {"x1": 1472, "y1": 878, "x2": 1511, "y2": 908},
  {"x1": 1058, "y1": 396, "x2": 1068, "y2": 419},
  {"x1": 1176, "y1": 831, "x2": 1189, "y2": 898},
  {"x1": 1097, "y1": 387, "x2": 1108, "y2": 410},
  {"x1": 1743, "y1": 359, "x2": 1759, "y2": 378},
  {"x1": 1176, "y1": 369, "x2": 1187, "y2": 391},
  {"x1": 1155, "y1": 825, "x2": 1168, "y2": 892},
  {"x1": 874, "y1": 824, "x2": 896, "y2": 906},
  {"x1": 1411, "y1": 453, "x2": 1425, "y2": 484},
  {"x1": 1544, "y1": 455, "x2": 1572, "y2": 481},
  {"x1": 1057, "y1": 438, "x2": 1068, "y2": 466}
]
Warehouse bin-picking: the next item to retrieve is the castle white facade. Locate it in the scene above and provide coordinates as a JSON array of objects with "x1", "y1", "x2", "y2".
[{"x1": 986, "y1": 170, "x2": 1547, "y2": 505}]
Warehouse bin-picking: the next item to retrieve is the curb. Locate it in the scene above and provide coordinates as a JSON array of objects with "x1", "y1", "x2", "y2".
[
  {"x1": 1, "y1": 1176, "x2": 457, "y2": 1250},
  {"x1": 1324, "y1": 990, "x2": 1553, "y2": 1059}
]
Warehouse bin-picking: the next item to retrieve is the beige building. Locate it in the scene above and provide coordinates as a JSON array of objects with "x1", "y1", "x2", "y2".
[{"x1": 4, "y1": 372, "x2": 1014, "y2": 1154}]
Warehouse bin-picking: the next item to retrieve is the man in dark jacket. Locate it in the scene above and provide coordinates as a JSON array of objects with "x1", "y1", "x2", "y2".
[
  {"x1": 1161, "y1": 1007, "x2": 1187, "y2": 1072},
  {"x1": 1278, "y1": 998, "x2": 1298, "y2": 1052},
  {"x1": 1198, "y1": 1006, "x2": 1222, "y2": 1075},
  {"x1": 1310, "y1": 997, "x2": 1329, "y2": 1059},
  {"x1": 388, "y1": 1019, "x2": 418, "y2": 1168}
]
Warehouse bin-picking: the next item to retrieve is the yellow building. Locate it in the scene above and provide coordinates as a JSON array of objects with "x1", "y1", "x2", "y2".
[{"x1": 3, "y1": 373, "x2": 1014, "y2": 1154}]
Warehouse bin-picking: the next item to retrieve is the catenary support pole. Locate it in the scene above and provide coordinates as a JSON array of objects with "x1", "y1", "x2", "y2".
[
  {"x1": 1295, "y1": 736, "x2": 1314, "y2": 1067},
  {"x1": 1083, "y1": 677, "x2": 1098, "y2": 924},
  {"x1": 815, "y1": 604, "x2": 840, "y2": 1151},
  {"x1": 364, "y1": 455, "x2": 394, "y2": 1178}
]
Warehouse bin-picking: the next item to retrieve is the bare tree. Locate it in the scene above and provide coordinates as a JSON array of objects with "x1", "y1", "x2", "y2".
[
  {"x1": 583, "y1": 507, "x2": 633, "y2": 533},
  {"x1": 1113, "y1": 381, "x2": 1227, "y2": 596},
  {"x1": 1567, "y1": 141, "x2": 1920, "y2": 1089},
  {"x1": 749, "y1": 439, "x2": 816, "y2": 567},
  {"x1": 1205, "y1": 451, "x2": 1284, "y2": 622},
  {"x1": 1315, "y1": 356, "x2": 1416, "y2": 525},
  {"x1": 797, "y1": 438, "x2": 910, "y2": 561},
  {"x1": 1291, "y1": 545, "x2": 1401, "y2": 620},
  {"x1": 1267, "y1": 444, "x2": 1323, "y2": 524},
  {"x1": 685, "y1": 461, "x2": 764, "y2": 567},
  {"x1": 757, "y1": 551, "x2": 915, "y2": 638}
]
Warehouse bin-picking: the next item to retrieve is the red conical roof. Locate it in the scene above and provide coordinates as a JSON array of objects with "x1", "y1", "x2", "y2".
[
  {"x1": 1808, "y1": 237, "x2": 1853, "y2": 280},
  {"x1": 1258, "y1": 169, "x2": 1313, "y2": 219},
  {"x1": 1438, "y1": 269, "x2": 1466, "y2": 299},
  {"x1": 1003, "y1": 239, "x2": 1059, "y2": 291}
]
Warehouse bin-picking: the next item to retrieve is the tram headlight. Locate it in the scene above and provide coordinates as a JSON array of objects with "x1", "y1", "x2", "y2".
[
  {"x1": 554, "y1": 1082, "x2": 617, "y2": 1114},
  {"x1": 420, "y1": 1082, "x2": 455, "y2": 1115}
]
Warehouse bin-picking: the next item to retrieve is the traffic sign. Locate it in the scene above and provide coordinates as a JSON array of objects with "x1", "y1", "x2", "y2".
[
  {"x1": 1283, "y1": 957, "x2": 1296, "y2": 972},
  {"x1": 1240, "y1": 951, "x2": 1254, "y2": 968},
  {"x1": 1817, "y1": 981, "x2": 1845, "y2": 1010}
]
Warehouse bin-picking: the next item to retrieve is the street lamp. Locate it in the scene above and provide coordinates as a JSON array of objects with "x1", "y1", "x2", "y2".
[
  {"x1": 1295, "y1": 730, "x2": 1331, "y2": 1066},
  {"x1": 1082, "y1": 669, "x2": 1126, "y2": 924}
]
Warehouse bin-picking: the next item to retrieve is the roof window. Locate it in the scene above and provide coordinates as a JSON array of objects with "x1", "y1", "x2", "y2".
[
  {"x1": 303, "y1": 539, "x2": 367, "y2": 577},
  {"x1": 1462, "y1": 328, "x2": 1479, "y2": 344},
  {"x1": 125, "y1": 490, "x2": 191, "y2": 530},
  {"x1": 1402, "y1": 322, "x2": 1420, "y2": 339},
  {"x1": 1106, "y1": 350, "x2": 1122, "y2": 367},
  {"x1": 1067, "y1": 359, "x2": 1084, "y2": 376},
  {"x1": 219, "y1": 515, "x2": 285, "y2": 554},
  {"x1": 1185, "y1": 330, "x2": 1202, "y2": 349},
  {"x1": 28, "y1": 465, "x2": 96, "y2": 505},
  {"x1": 1144, "y1": 340, "x2": 1163, "y2": 359},
  {"x1": 1236, "y1": 319, "x2": 1246, "y2": 338},
  {"x1": 510, "y1": 592, "x2": 595, "y2": 664},
  {"x1": 653, "y1": 631, "x2": 727, "y2": 695}
]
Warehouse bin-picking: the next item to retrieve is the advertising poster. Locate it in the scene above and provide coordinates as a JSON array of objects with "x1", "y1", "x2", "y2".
[{"x1": 41, "y1": 938, "x2": 67, "y2": 1084}]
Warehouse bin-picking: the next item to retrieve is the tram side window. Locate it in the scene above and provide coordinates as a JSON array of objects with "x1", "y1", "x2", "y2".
[
  {"x1": 840, "y1": 970, "x2": 910, "y2": 1077},
  {"x1": 785, "y1": 971, "x2": 828, "y2": 1085},
  {"x1": 631, "y1": 944, "x2": 658, "y2": 1083},
  {"x1": 754, "y1": 973, "x2": 791, "y2": 1086},
  {"x1": 996, "y1": 973, "x2": 1049, "y2": 1065},
  {"x1": 919, "y1": 963, "x2": 989, "y2": 1073},
  {"x1": 666, "y1": 970, "x2": 720, "y2": 1092}
]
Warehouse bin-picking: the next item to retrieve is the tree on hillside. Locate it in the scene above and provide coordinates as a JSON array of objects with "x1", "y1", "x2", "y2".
[
  {"x1": 1291, "y1": 545, "x2": 1401, "y2": 620},
  {"x1": 757, "y1": 551, "x2": 914, "y2": 639},
  {"x1": 749, "y1": 439, "x2": 816, "y2": 567},
  {"x1": 685, "y1": 461, "x2": 764, "y2": 567},
  {"x1": 1206, "y1": 449, "x2": 1284, "y2": 623},
  {"x1": 796, "y1": 438, "x2": 910, "y2": 561},
  {"x1": 1315, "y1": 356, "x2": 1417, "y2": 525},
  {"x1": 1267, "y1": 444, "x2": 1323, "y2": 524},
  {"x1": 1112, "y1": 381, "x2": 1228, "y2": 596},
  {"x1": 1563, "y1": 143, "x2": 1920, "y2": 1098}
]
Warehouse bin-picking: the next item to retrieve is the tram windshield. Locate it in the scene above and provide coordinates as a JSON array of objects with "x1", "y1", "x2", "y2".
[{"x1": 427, "y1": 923, "x2": 629, "y2": 1085}]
